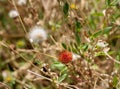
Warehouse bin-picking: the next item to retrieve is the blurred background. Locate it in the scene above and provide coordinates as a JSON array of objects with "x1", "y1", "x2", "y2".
[{"x1": 0, "y1": 0, "x2": 120, "y2": 89}]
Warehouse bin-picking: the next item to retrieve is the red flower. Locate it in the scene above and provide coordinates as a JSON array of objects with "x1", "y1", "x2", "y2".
[{"x1": 59, "y1": 50, "x2": 72, "y2": 64}]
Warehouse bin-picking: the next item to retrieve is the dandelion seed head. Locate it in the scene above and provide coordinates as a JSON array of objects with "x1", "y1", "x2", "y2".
[
  {"x1": 72, "y1": 53, "x2": 81, "y2": 61},
  {"x1": 8, "y1": 10, "x2": 19, "y2": 18},
  {"x1": 27, "y1": 26, "x2": 47, "y2": 43},
  {"x1": 96, "y1": 40, "x2": 108, "y2": 48},
  {"x1": 17, "y1": 0, "x2": 27, "y2": 6},
  {"x1": 102, "y1": 9, "x2": 106, "y2": 16}
]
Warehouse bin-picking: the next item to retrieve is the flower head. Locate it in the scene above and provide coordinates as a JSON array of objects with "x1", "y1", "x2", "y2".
[
  {"x1": 8, "y1": 10, "x2": 19, "y2": 18},
  {"x1": 17, "y1": 0, "x2": 27, "y2": 6},
  {"x1": 59, "y1": 50, "x2": 72, "y2": 64},
  {"x1": 102, "y1": 9, "x2": 106, "y2": 16},
  {"x1": 96, "y1": 40, "x2": 108, "y2": 48},
  {"x1": 70, "y1": 3, "x2": 77, "y2": 9},
  {"x1": 72, "y1": 53, "x2": 81, "y2": 61},
  {"x1": 27, "y1": 26, "x2": 47, "y2": 43}
]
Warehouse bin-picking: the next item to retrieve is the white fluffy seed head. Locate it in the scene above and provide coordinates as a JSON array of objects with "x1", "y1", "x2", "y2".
[
  {"x1": 27, "y1": 26, "x2": 47, "y2": 43},
  {"x1": 102, "y1": 9, "x2": 106, "y2": 16},
  {"x1": 96, "y1": 40, "x2": 108, "y2": 48},
  {"x1": 17, "y1": 0, "x2": 27, "y2": 6},
  {"x1": 8, "y1": 10, "x2": 19, "y2": 18},
  {"x1": 72, "y1": 53, "x2": 81, "y2": 61}
]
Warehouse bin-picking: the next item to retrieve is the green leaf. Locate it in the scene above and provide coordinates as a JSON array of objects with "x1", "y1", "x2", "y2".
[
  {"x1": 113, "y1": 76, "x2": 118, "y2": 87},
  {"x1": 63, "y1": 2, "x2": 69, "y2": 16},
  {"x1": 106, "y1": 0, "x2": 120, "y2": 6},
  {"x1": 95, "y1": 51, "x2": 114, "y2": 57},
  {"x1": 95, "y1": 51, "x2": 106, "y2": 57},
  {"x1": 91, "y1": 64, "x2": 99, "y2": 70},
  {"x1": 81, "y1": 43, "x2": 88, "y2": 51},
  {"x1": 115, "y1": 51, "x2": 120, "y2": 69},
  {"x1": 88, "y1": 15, "x2": 96, "y2": 30},
  {"x1": 58, "y1": 73, "x2": 67, "y2": 83},
  {"x1": 53, "y1": 62, "x2": 66, "y2": 70},
  {"x1": 62, "y1": 42, "x2": 67, "y2": 49},
  {"x1": 70, "y1": 43, "x2": 79, "y2": 53},
  {"x1": 75, "y1": 21, "x2": 81, "y2": 32},
  {"x1": 111, "y1": 0, "x2": 120, "y2": 6},
  {"x1": 75, "y1": 33, "x2": 81, "y2": 45},
  {"x1": 102, "y1": 26, "x2": 112, "y2": 34},
  {"x1": 106, "y1": 0, "x2": 111, "y2": 6},
  {"x1": 91, "y1": 30, "x2": 102, "y2": 38},
  {"x1": 60, "y1": 67, "x2": 68, "y2": 75}
]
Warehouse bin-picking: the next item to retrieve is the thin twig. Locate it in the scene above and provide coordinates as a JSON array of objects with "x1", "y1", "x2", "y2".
[
  {"x1": 93, "y1": 77, "x2": 98, "y2": 89},
  {"x1": 17, "y1": 48, "x2": 58, "y2": 59},
  {"x1": 27, "y1": 70, "x2": 52, "y2": 81},
  {"x1": 15, "y1": 79, "x2": 31, "y2": 88},
  {"x1": 104, "y1": 51, "x2": 120, "y2": 64},
  {"x1": 27, "y1": 70, "x2": 79, "y2": 89},
  {"x1": 0, "y1": 41, "x2": 79, "y2": 89},
  {"x1": 0, "y1": 82, "x2": 11, "y2": 89},
  {"x1": 0, "y1": 41, "x2": 41, "y2": 71},
  {"x1": 11, "y1": 0, "x2": 27, "y2": 34}
]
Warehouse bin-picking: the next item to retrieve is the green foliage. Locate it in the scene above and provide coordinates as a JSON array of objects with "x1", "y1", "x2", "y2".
[
  {"x1": 103, "y1": 26, "x2": 112, "y2": 34},
  {"x1": 63, "y1": 2, "x2": 69, "y2": 16},
  {"x1": 91, "y1": 26, "x2": 112, "y2": 39},
  {"x1": 0, "y1": 0, "x2": 120, "y2": 88},
  {"x1": 58, "y1": 73, "x2": 67, "y2": 83},
  {"x1": 51, "y1": 61, "x2": 68, "y2": 83},
  {"x1": 81, "y1": 43, "x2": 89, "y2": 51},
  {"x1": 106, "y1": 0, "x2": 120, "y2": 6},
  {"x1": 74, "y1": 20, "x2": 81, "y2": 45},
  {"x1": 113, "y1": 75, "x2": 119, "y2": 88},
  {"x1": 51, "y1": 61, "x2": 67, "y2": 72},
  {"x1": 95, "y1": 51, "x2": 106, "y2": 57},
  {"x1": 91, "y1": 30, "x2": 102, "y2": 38},
  {"x1": 61, "y1": 42, "x2": 67, "y2": 49},
  {"x1": 110, "y1": 0, "x2": 120, "y2": 6},
  {"x1": 95, "y1": 50, "x2": 115, "y2": 57},
  {"x1": 88, "y1": 15, "x2": 96, "y2": 30},
  {"x1": 60, "y1": 66, "x2": 67, "y2": 75},
  {"x1": 115, "y1": 51, "x2": 120, "y2": 69},
  {"x1": 106, "y1": 0, "x2": 111, "y2": 6},
  {"x1": 75, "y1": 33, "x2": 81, "y2": 45},
  {"x1": 75, "y1": 21, "x2": 82, "y2": 32}
]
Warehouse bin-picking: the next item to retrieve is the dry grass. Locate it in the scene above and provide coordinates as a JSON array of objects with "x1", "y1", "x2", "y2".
[{"x1": 0, "y1": 0, "x2": 120, "y2": 89}]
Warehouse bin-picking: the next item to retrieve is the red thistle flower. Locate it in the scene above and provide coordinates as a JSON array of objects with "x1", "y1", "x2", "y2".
[{"x1": 59, "y1": 50, "x2": 72, "y2": 64}]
